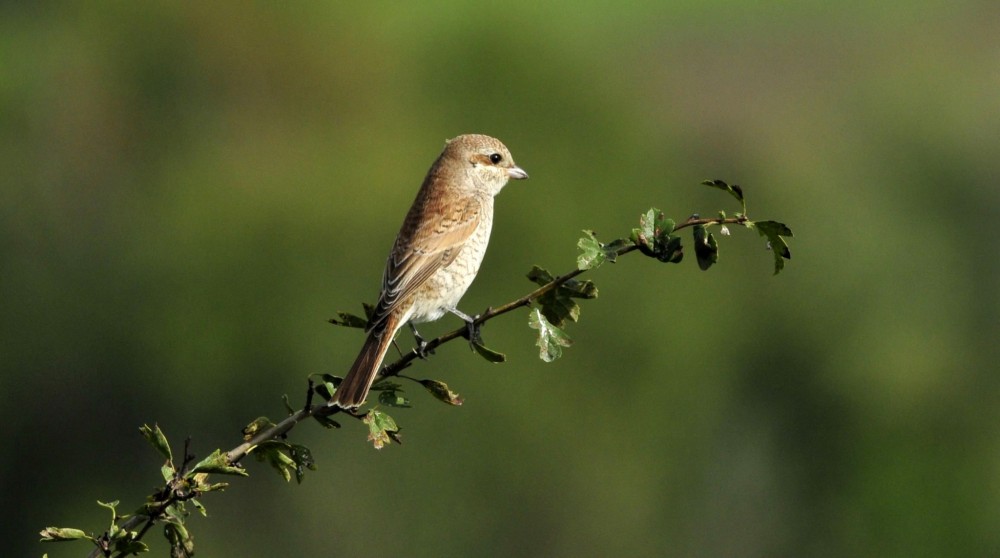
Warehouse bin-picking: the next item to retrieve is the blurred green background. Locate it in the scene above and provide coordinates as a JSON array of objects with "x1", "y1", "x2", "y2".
[{"x1": 3, "y1": 2, "x2": 999, "y2": 557}]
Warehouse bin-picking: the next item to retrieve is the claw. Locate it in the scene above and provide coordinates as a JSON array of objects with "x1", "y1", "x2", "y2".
[
  {"x1": 465, "y1": 319, "x2": 484, "y2": 348},
  {"x1": 414, "y1": 339, "x2": 431, "y2": 359},
  {"x1": 447, "y1": 308, "x2": 482, "y2": 350},
  {"x1": 408, "y1": 322, "x2": 433, "y2": 359}
]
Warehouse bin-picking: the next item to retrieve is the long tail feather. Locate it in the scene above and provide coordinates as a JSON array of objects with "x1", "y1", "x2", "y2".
[{"x1": 331, "y1": 314, "x2": 401, "y2": 409}]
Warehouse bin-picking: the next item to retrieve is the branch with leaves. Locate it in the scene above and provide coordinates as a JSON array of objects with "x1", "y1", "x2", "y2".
[{"x1": 40, "y1": 180, "x2": 792, "y2": 557}]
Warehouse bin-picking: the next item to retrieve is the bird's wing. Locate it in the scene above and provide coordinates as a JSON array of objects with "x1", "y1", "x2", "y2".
[{"x1": 368, "y1": 195, "x2": 483, "y2": 332}]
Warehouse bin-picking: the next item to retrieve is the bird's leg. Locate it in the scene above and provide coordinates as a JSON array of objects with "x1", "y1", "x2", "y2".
[
  {"x1": 448, "y1": 308, "x2": 482, "y2": 349},
  {"x1": 390, "y1": 338, "x2": 406, "y2": 358},
  {"x1": 408, "y1": 322, "x2": 433, "y2": 358}
]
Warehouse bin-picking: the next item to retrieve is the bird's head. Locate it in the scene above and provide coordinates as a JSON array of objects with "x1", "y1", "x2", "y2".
[{"x1": 444, "y1": 134, "x2": 528, "y2": 195}]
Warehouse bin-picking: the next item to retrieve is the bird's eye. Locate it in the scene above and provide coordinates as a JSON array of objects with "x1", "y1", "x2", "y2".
[{"x1": 489, "y1": 153, "x2": 503, "y2": 164}]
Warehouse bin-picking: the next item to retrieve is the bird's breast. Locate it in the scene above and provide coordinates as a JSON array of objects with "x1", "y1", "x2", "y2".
[{"x1": 408, "y1": 205, "x2": 494, "y2": 324}]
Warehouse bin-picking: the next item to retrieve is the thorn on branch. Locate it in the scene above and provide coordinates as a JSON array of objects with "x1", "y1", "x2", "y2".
[
  {"x1": 178, "y1": 438, "x2": 195, "y2": 476},
  {"x1": 304, "y1": 378, "x2": 316, "y2": 411}
]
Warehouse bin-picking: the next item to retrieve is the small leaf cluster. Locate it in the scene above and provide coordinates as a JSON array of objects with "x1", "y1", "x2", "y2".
[
  {"x1": 526, "y1": 179, "x2": 792, "y2": 364},
  {"x1": 700, "y1": 179, "x2": 792, "y2": 274},
  {"x1": 631, "y1": 209, "x2": 682, "y2": 264},
  {"x1": 363, "y1": 409, "x2": 401, "y2": 450},
  {"x1": 40, "y1": 501, "x2": 149, "y2": 556},
  {"x1": 577, "y1": 230, "x2": 631, "y2": 270},
  {"x1": 310, "y1": 376, "x2": 405, "y2": 449},
  {"x1": 309, "y1": 359, "x2": 463, "y2": 449},
  {"x1": 42, "y1": 424, "x2": 237, "y2": 556},
  {"x1": 526, "y1": 266, "x2": 597, "y2": 325},
  {"x1": 528, "y1": 308, "x2": 573, "y2": 362},
  {"x1": 752, "y1": 220, "x2": 793, "y2": 274},
  {"x1": 521, "y1": 265, "x2": 598, "y2": 362},
  {"x1": 242, "y1": 417, "x2": 317, "y2": 483}
]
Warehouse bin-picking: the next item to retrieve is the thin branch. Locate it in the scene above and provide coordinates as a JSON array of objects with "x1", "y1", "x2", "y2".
[{"x1": 83, "y1": 213, "x2": 750, "y2": 557}]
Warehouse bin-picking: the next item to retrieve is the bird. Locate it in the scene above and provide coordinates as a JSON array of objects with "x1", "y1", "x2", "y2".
[{"x1": 330, "y1": 134, "x2": 528, "y2": 409}]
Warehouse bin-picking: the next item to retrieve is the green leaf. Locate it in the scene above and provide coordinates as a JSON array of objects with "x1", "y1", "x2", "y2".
[
  {"x1": 139, "y1": 424, "x2": 173, "y2": 464},
  {"x1": 539, "y1": 291, "x2": 580, "y2": 326},
  {"x1": 313, "y1": 382, "x2": 335, "y2": 400},
  {"x1": 369, "y1": 381, "x2": 402, "y2": 391},
  {"x1": 190, "y1": 498, "x2": 207, "y2": 517},
  {"x1": 419, "y1": 379, "x2": 464, "y2": 406},
  {"x1": 188, "y1": 450, "x2": 248, "y2": 477},
  {"x1": 603, "y1": 238, "x2": 633, "y2": 259},
  {"x1": 241, "y1": 417, "x2": 276, "y2": 441},
  {"x1": 702, "y1": 179, "x2": 746, "y2": 212},
  {"x1": 252, "y1": 441, "x2": 298, "y2": 482},
  {"x1": 662, "y1": 235, "x2": 683, "y2": 263},
  {"x1": 320, "y1": 373, "x2": 343, "y2": 387},
  {"x1": 97, "y1": 500, "x2": 120, "y2": 528},
  {"x1": 160, "y1": 464, "x2": 175, "y2": 482},
  {"x1": 526, "y1": 266, "x2": 597, "y2": 327},
  {"x1": 637, "y1": 208, "x2": 675, "y2": 243},
  {"x1": 528, "y1": 308, "x2": 573, "y2": 362},
  {"x1": 631, "y1": 208, "x2": 681, "y2": 263},
  {"x1": 363, "y1": 410, "x2": 400, "y2": 450},
  {"x1": 692, "y1": 225, "x2": 719, "y2": 271},
  {"x1": 39, "y1": 527, "x2": 92, "y2": 542},
  {"x1": 312, "y1": 412, "x2": 341, "y2": 429},
  {"x1": 289, "y1": 444, "x2": 317, "y2": 483},
  {"x1": 282, "y1": 394, "x2": 295, "y2": 415},
  {"x1": 164, "y1": 522, "x2": 195, "y2": 558},
  {"x1": 327, "y1": 309, "x2": 369, "y2": 329},
  {"x1": 196, "y1": 482, "x2": 229, "y2": 494},
  {"x1": 526, "y1": 267, "x2": 550, "y2": 286},
  {"x1": 162, "y1": 502, "x2": 186, "y2": 525},
  {"x1": 629, "y1": 208, "x2": 656, "y2": 246},
  {"x1": 577, "y1": 230, "x2": 631, "y2": 271},
  {"x1": 362, "y1": 302, "x2": 376, "y2": 322},
  {"x1": 312, "y1": 373, "x2": 342, "y2": 400},
  {"x1": 755, "y1": 220, "x2": 793, "y2": 240},
  {"x1": 114, "y1": 538, "x2": 149, "y2": 555},
  {"x1": 378, "y1": 390, "x2": 412, "y2": 408},
  {"x1": 526, "y1": 265, "x2": 554, "y2": 284},
  {"x1": 753, "y1": 220, "x2": 793, "y2": 274},
  {"x1": 528, "y1": 265, "x2": 596, "y2": 296},
  {"x1": 563, "y1": 279, "x2": 598, "y2": 299},
  {"x1": 370, "y1": 381, "x2": 412, "y2": 407},
  {"x1": 472, "y1": 340, "x2": 507, "y2": 363},
  {"x1": 576, "y1": 230, "x2": 606, "y2": 270}
]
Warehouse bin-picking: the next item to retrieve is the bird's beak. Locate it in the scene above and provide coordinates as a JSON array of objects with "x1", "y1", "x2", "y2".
[{"x1": 507, "y1": 166, "x2": 529, "y2": 180}]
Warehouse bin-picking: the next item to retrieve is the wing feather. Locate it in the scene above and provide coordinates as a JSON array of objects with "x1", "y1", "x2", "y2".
[{"x1": 367, "y1": 193, "x2": 483, "y2": 331}]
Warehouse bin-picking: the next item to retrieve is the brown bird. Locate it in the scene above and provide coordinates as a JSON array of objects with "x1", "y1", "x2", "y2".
[{"x1": 330, "y1": 134, "x2": 528, "y2": 409}]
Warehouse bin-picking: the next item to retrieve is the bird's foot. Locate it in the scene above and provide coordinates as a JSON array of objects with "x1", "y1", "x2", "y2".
[
  {"x1": 449, "y1": 309, "x2": 481, "y2": 349},
  {"x1": 414, "y1": 338, "x2": 433, "y2": 359},
  {"x1": 409, "y1": 323, "x2": 434, "y2": 359},
  {"x1": 464, "y1": 319, "x2": 483, "y2": 349}
]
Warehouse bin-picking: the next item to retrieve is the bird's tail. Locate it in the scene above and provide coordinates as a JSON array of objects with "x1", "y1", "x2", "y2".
[{"x1": 330, "y1": 313, "x2": 400, "y2": 409}]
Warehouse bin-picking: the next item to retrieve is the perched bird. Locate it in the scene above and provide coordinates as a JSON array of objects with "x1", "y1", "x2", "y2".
[{"x1": 330, "y1": 134, "x2": 528, "y2": 409}]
